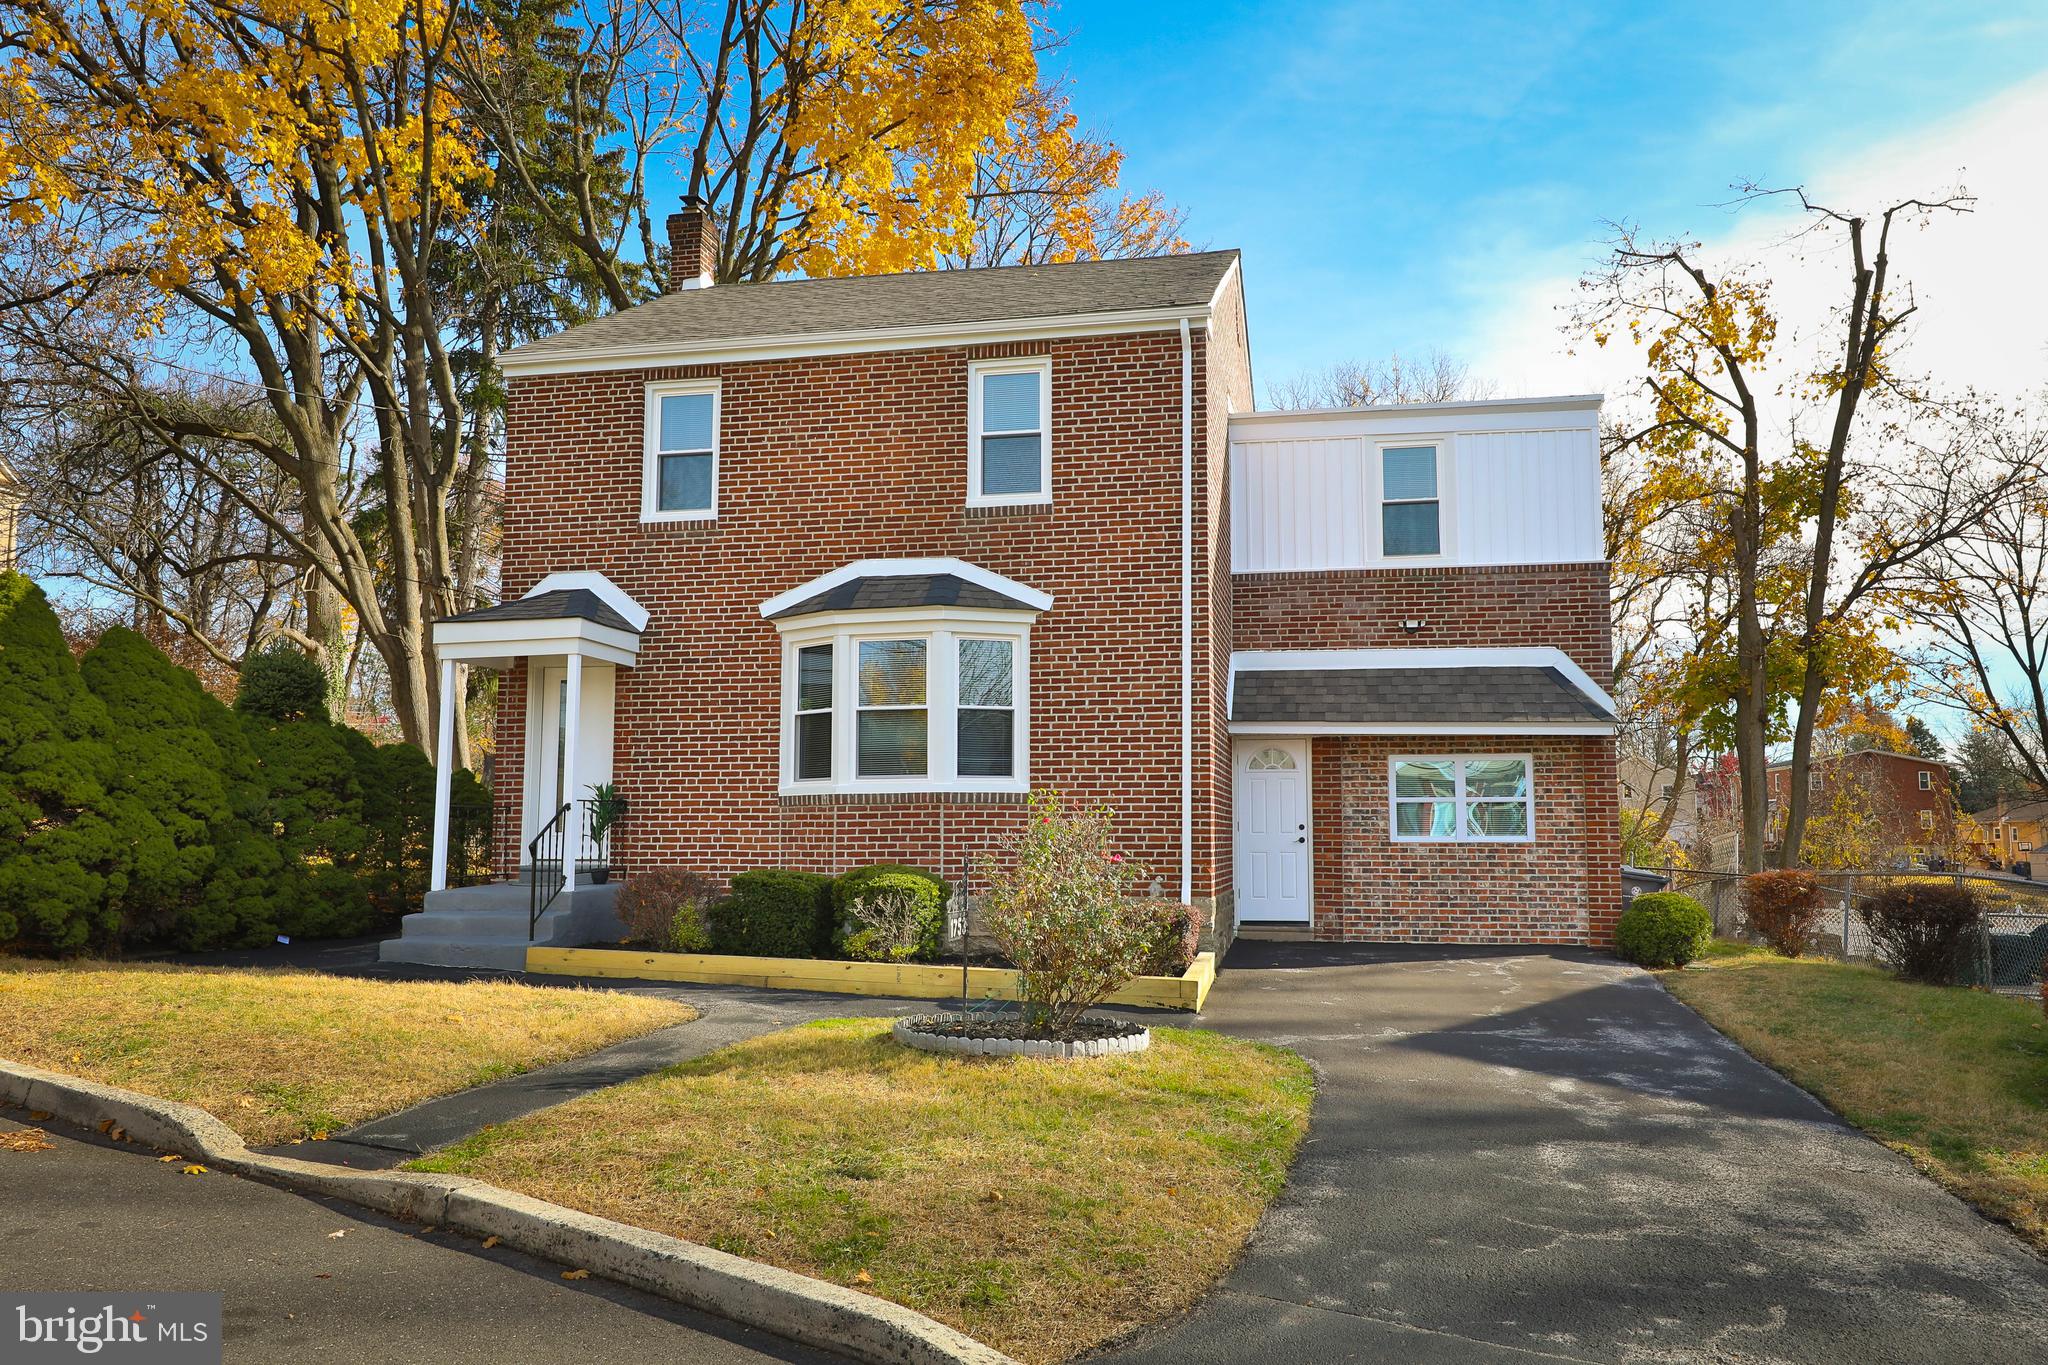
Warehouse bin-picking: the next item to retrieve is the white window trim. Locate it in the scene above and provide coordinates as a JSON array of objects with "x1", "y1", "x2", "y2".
[
  {"x1": 776, "y1": 608, "x2": 1032, "y2": 796},
  {"x1": 642, "y1": 379, "x2": 721, "y2": 523},
  {"x1": 1917, "y1": 770, "x2": 1933, "y2": 790},
  {"x1": 1374, "y1": 436, "x2": 1453, "y2": 562},
  {"x1": 1919, "y1": 809, "x2": 1936, "y2": 830},
  {"x1": 967, "y1": 357, "x2": 1052, "y2": 507},
  {"x1": 1388, "y1": 753, "x2": 1534, "y2": 844}
]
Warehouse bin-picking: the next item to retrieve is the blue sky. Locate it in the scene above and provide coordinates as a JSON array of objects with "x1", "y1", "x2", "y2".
[{"x1": 1052, "y1": 0, "x2": 2048, "y2": 399}]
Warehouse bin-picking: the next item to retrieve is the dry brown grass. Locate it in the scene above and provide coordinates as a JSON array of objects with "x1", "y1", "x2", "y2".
[
  {"x1": 0, "y1": 957, "x2": 693, "y2": 1144},
  {"x1": 410, "y1": 1018, "x2": 1313, "y2": 1363},
  {"x1": 1668, "y1": 945, "x2": 2048, "y2": 1250}
]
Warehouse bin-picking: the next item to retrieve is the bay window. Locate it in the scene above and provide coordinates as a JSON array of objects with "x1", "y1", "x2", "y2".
[{"x1": 780, "y1": 621, "x2": 1029, "y2": 794}]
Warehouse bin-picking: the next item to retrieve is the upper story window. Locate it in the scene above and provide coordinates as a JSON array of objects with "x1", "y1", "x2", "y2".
[
  {"x1": 968, "y1": 358, "x2": 1051, "y2": 506},
  {"x1": 1390, "y1": 755, "x2": 1532, "y2": 842},
  {"x1": 1917, "y1": 770, "x2": 1933, "y2": 791},
  {"x1": 1381, "y1": 444, "x2": 1441, "y2": 556},
  {"x1": 643, "y1": 380, "x2": 719, "y2": 522}
]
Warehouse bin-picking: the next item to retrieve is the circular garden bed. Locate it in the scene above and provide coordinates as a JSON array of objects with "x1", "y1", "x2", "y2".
[{"x1": 892, "y1": 1011, "x2": 1150, "y2": 1059}]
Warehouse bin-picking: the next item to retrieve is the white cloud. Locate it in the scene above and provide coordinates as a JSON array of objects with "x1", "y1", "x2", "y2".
[{"x1": 1463, "y1": 74, "x2": 2048, "y2": 411}]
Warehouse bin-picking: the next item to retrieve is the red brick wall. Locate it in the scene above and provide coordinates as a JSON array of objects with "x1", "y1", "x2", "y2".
[
  {"x1": 496, "y1": 325, "x2": 1232, "y2": 895},
  {"x1": 1233, "y1": 562, "x2": 1614, "y2": 688},
  {"x1": 1309, "y1": 734, "x2": 1622, "y2": 945},
  {"x1": 1766, "y1": 751, "x2": 1955, "y2": 852}
]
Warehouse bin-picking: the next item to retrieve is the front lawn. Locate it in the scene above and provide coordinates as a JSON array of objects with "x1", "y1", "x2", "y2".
[
  {"x1": 0, "y1": 959, "x2": 693, "y2": 1144},
  {"x1": 1666, "y1": 945, "x2": 2048, "y2": 1250},
  {"x1": 410, "y1": 1018, "x2": 1313, "y2": 1362}
]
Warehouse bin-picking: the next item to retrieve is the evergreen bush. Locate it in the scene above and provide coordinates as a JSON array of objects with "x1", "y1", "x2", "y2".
[
  {"x1": 831, "y1": 864, "x2": 951, "y2": 962},
  {"x1": 1615, "y1": 891, "x2": 1712, "y2": 968},
  {"x1": 709, "y1": 869, "x2": 834, "y2": 957}
]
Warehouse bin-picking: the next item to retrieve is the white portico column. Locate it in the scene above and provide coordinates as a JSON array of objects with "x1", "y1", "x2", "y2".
[
  {"x1": 429, "y1": 656, "x2": 457, "y2": 893},
  {"x1": 559, "y1": 652, "x2": 584, "y2": 891}
]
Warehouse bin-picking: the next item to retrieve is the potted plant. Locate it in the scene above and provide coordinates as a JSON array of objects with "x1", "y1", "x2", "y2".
[{"x1": 585, "y1": 782, "x2": 628, "y2": 884}]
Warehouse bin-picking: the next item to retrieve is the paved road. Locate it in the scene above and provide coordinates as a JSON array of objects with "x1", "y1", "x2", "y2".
[
  {"x1": 1102, "y1": 942, "x2": 2048, "y2": 1365},
  {"x1": 1, "y1": 1112, "x2": 843, "y2": 1364}
]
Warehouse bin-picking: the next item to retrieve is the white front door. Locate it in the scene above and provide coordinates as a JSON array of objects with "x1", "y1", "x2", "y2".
[
  {"x1": 524, "y1": 662, "x2": 616, "y2": 847},
  {"x1": 1235, "y1": 739, "x2": 1310, "y2": 923}
]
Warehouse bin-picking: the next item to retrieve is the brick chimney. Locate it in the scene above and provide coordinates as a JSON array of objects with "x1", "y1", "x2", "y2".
[{"x1": 666, "y1": 195, "x2": 719, "y2": 292}]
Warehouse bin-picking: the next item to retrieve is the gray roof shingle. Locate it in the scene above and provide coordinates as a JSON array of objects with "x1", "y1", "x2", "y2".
[
  {"x1": 1232, "y1": 666, "x2": 1613, "y2": 726},
  {"x1": 769, "y1": 573, "x2": 1039, "y2": 620},
  {"x1": 502, "y1": 251, "x2": 1240, "y2": 364},
  {"x1": 440, "y1": 589, "x2": 638, "y2": 635}
]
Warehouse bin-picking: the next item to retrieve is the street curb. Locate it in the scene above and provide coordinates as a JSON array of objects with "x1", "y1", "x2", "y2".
[{"x1": 1, "y1": 1058, "x2": 1015, "y2": 1365}]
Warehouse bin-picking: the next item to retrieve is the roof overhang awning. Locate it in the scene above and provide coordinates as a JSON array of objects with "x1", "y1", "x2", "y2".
[
  {"x1": 1229, "y1": 648, "x2": 1617, "y2": 736},
  {"x1": 760, "y1": 558, "x2": 1051, "y2": 630},
  {"x1": 432, "y1": 571, "x2": 647, "y2": 669}
]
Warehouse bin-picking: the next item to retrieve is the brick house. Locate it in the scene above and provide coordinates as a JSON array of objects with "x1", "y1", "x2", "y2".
[
  {"x1": 1765, "y1": 749, "x2": 1957, "y2": 864},
  {"x1": 389, "y1": 202, "x2": 1619, "y2": 969}
]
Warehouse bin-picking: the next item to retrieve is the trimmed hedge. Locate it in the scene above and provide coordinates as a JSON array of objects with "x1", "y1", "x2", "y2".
[
  {"x1": 1615, "y1": 891, "x2": 1712, "y2": 968},
  {"x1": 831, "y1": 863, "x2": 952, "y2": 962},
  {"x1": 1864, "y1": 880, "x2": 1983, "y2": 985},
  {"x1": 711, "y1": 869, "x2": 835, "y2": 958}
]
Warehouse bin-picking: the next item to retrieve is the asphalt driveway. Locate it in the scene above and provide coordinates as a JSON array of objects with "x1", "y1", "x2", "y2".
[{"x1": 1104, "y1": 943, "x2": 2048, "y2": 1364}]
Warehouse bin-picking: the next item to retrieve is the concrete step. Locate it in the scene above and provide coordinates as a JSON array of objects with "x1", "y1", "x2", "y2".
[{"x1": 1235, "y1": 920, "x2": 1313, "y2": 942}]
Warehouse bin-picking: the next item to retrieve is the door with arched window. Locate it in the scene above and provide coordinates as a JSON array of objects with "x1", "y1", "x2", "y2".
[{"x1": 1234, "y1": 739, "x2": 1309, "y2": 923}]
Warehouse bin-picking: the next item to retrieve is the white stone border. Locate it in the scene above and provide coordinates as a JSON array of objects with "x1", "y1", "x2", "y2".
[
  {"x1": 891, "y1": 1016, "x2": 1151, "y2": 1059},
  {"x1": 0, "y1": 1058, "x2": 1015, "y2": 1365}
]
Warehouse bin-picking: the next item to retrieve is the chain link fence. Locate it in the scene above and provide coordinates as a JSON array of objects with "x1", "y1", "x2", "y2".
[{"x1": 1663, "y1": 867, "x2": 2048, "y2": 998}]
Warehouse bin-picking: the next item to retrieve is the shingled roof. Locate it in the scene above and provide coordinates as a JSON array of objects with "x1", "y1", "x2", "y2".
[
  {"x1": 1232, "y1": 666, "x2": 1613, "y2": 727},
  {"x1": 501, "y1": 251, "x2": 1240, "y2": 366},
  {"x1": 768, "y1": 572, "x2": 1041, "y2": 620},
  {"x1": 439, "y1": 589, "x2": 638, "y2": 635}
]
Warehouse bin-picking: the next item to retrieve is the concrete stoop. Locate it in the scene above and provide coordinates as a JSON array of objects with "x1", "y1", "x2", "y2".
[{"x1": 378, "y1": 873, "x2": 627, "y2": 972}]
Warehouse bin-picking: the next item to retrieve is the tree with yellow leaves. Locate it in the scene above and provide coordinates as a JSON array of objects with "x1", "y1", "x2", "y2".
[{"x1": 1580, "y1": 187, "x2": 2019, "y2": 870}]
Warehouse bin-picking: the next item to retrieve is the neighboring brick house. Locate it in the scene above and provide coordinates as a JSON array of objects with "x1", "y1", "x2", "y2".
[
  {"x1": 392, "y1": 201, "x2": 1619, "y2": 967},
  {"x1": 1765, "y1": 749, "x2": 1956, "y2": 863}
]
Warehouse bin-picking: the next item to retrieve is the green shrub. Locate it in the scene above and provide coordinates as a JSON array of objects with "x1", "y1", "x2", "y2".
[
  {"x1": 617, "y1": 869, "x2": 720, "y2": 953},
  {"x1": 1864, "y1": 880, "x2": 1983, "y2": 985},
  {"x1": 79, "y1": 627, "x2": 280, "y2": 950},
  {"x1": 234, "y1": 642, "x2": 330, "y2": 722},
  {"x1": 244, "y1": 710, "x2": 377, "y2": 940},
  {"x1": 710, "y1": 869, "x2": 834, "y2": 958},
  {"x1": 1141, "y1": 902, "x2": 1205, "y2": 977},
  {"x1": 831, "y1": 864, "x2": 951, "y2": 962},
  {"x1": 0, "y1": 573, "x2": 125, "y2": 952},
  {"x1": 1741, "y1": 870, "x2": 1824, "y2": 958},
  {"x1": 1615, "y1": 891, "x2": 1712, "y2": 968},
  {"x1": 975, "y1": 790, "x2": 1156, "y2": 1037}
]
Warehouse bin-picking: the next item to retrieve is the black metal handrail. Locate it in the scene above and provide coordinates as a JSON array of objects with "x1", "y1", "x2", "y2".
[{"x1": 528, "y1": 801, "x2": 572, "y2": 937}]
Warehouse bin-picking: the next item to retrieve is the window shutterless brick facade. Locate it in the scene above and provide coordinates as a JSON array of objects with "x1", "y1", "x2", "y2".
[{"x1": 496, "y1": 319, "x2": 1252, "y2": 907}]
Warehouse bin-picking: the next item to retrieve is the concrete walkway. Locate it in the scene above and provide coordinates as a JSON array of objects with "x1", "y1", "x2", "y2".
[
  {"x1": 1102, "y1": 942, "x2": 2048, "y2": 1365},
  {"x1": 0, "y1": 1112, "x2": 841, "y2": 1364}
]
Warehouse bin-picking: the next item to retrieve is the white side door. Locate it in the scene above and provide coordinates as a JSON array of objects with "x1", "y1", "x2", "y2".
[
  {"x1": 1234, "y1": 739, "x2": 1310, "y2": 923},
  {"x1": 524, "y1": 663, "x2": 616, "y2": 847}
]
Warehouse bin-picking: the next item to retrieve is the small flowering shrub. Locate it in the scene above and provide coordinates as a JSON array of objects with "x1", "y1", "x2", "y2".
[{"x1": 976, "y1": 790, "x2": 1157, "y2": 1038}]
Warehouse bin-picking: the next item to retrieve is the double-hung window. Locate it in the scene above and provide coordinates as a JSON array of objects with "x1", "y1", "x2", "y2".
[
  {"x1": 1380, "y1": 444, "x2": 1441, "y2": 557},
  {"x1": 968, "y1": 358, "x2": 1051, "y2": 505},
  {"x1": 1917, "y1": 770, "x2": 1933, "y2": 791},
  {"x1": 643, "y1": 380, "x2": 719, "y2": 521},
  {"x1": 1390, "y1": 756, "x2": 1533, "y2": 842},
  {"x1": 781, "y1": 625, "x2": 1029, "y2": 793}
]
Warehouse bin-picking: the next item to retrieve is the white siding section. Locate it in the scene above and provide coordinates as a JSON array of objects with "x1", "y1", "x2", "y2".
[{"x1": 1229, "y1": 398, "x2": 1602, "y2": 573}]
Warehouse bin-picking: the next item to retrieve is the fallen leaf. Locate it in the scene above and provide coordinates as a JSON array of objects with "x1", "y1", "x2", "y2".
[
  {"x1": 181, "y1": 1165, "x2": 206, "y2": 1176},
  {"x1": 109, "y1": 1126, "x2": 125, "y2": 1143},
  {"x1": 97, "y1": 1119, "x2": 115, "y2": 1135},
  {"x1": 236, "y1": 1097, "x2": 256, "y2": 1110},
  {"x1": 417, "y1": 1226, "x2": 436, "y2": 1236},
  {"x1": 0, "y1": 1129, "x2": 54, "y2": 1153},
  {"x1": 327, "y1": 1230, "x2": 346, "y2": 1240},
  {"x1": 310, "y1": 1131, "x2": 329, "y2": 1142},
  {"x1": 852, "y1": 1271, "x2": 873, "y2": 1286},
  {"x1": 158, "y1": 1154, "x2": 182, "y2": 1164},
  {"x1": 314, "y1": 1274, "x2": 331, "y2": 1281},
  {"x1": 481, "y1": 1236, "x2": 500, "y2": 1249},
  {"x1": 561, "y1": 1269, "x2": 590, "y2": 1281},
  {"x1": 982, "y1": 1191, "x2": 1003, "y2": 1204},
  {"x1": 28, "y1": 1110, "x2": 51, "y2": 1121},
  {"x1": 763, "y1": 1228, "x2": 777, "y2": 1240},
  {"x1": 1166, "y1": 1185, "x2": 1179, "y2": 1197}
]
